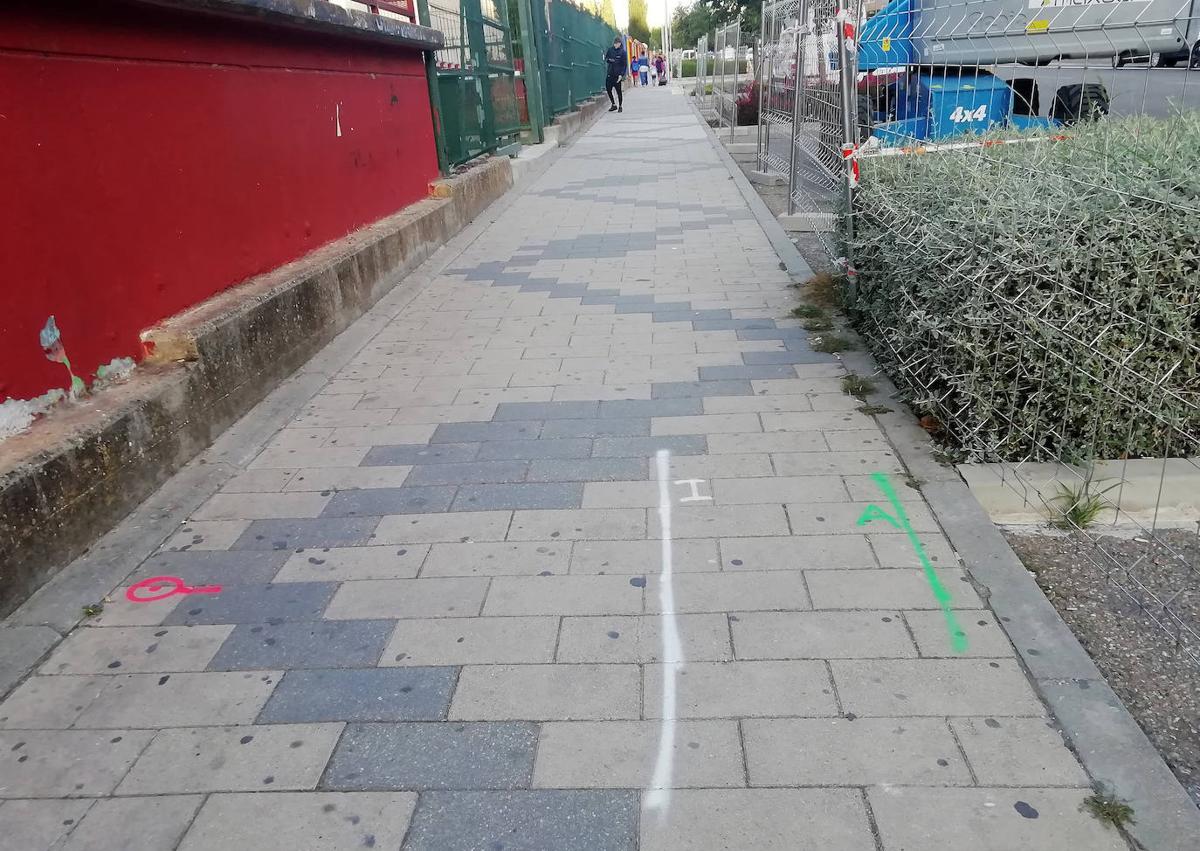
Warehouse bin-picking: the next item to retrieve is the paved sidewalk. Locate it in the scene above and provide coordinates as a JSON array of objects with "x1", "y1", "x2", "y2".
[{"x1": 0, "y1": 89, "x2": 1125, "y2": 850}]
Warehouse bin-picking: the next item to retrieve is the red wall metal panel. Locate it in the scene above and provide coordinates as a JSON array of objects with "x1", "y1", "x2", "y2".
[{"x1": 0, "y1": 1, "x2": 439, "y2": 400}]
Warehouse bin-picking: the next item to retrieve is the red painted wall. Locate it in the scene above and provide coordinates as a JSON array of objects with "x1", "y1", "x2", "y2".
[{"x1": 0, "y1": 1, "x2": 439, "y2": 400}]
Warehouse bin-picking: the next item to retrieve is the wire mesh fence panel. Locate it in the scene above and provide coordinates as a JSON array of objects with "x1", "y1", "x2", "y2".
[
  {"x1": 696, "y1": 34, "x2": 710, "y2": 99},
  {"x1": 757, "y1": 0, "x2": 803, "y2": 179},
  {"x1": 714, "y1": 22, "x2": 743, "y2": 132},
  {"x1": 532, "y1": 0, "x2": 615, "y2": 118},
  {"x1": 847, "y1": 0, "x2": 1200, "y2": 664}
]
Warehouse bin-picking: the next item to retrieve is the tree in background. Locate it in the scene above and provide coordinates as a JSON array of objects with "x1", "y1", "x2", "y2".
[
  {"x1": 701, "y1": 0, "x2": 761, "y2": 37},
  {"x1": 650, "y1": 26, "x2": 662, "y2": 50},
  {"x1": 597, "y1": 0, "x2": 617, "y2": 26},
  {"x1": 671, "y1": 1, "x2": 719, "y2": 47},
  {"x1": 628, "y1": 0, "x2": 651, "y2": 43}
]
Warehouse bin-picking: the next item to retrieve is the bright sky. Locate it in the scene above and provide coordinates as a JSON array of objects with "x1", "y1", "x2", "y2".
[{"x1": 615, "y1": 0, "x2": 678, "y2": 31}]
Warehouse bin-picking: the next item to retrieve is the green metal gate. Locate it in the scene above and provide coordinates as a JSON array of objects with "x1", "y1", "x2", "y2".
[{"x1": 527, "y1": 0, "x2": 616, "y2": 128}]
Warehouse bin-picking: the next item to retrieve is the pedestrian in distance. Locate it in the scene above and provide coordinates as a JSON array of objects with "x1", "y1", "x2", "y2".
[
  {"x1": 604, "y1": 36, "x2": 627, "y2": 112},
  {"x1": 654, "y1": 53, "x2": 667, "y2": 86},
  {"x1": 639, "y1": 49, "x2": 650, "y2": 87}
]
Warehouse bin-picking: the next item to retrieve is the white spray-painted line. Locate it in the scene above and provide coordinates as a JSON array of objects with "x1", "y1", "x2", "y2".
[
  {"x1": 674, "y1": 478, "x2": 712, "y2": 502},
  {"x1": 645, "y1": 449, "x2": 684, "y2": 815},
  {"x1": 335, "y1": 103, "x2": 343, "y2": 138}
]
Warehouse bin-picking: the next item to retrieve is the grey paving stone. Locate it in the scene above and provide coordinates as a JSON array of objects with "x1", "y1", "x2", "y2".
[
  {"x1": 665, "y1": 453, "x2": 776, "y2": 480},
  {"x1": 596, "y1": 398, "x2": 703, "y2": 418},
  {"x1": 178, "y1": 792, "x2": 416, "y2": 851},
  {"x1": 0, "y1": 799, "x2": 93, "y2": 850},
  {"x1": 646, "y1": 571, "x2": 811, "y2": 613},
  {"x1": 698, "y1": 365, "x2": 798, "y2": 380},
  {"x1": 374, "y1": 511, "x2": 513, "y2": 544},
  {"x1": 784, "y1": 501, "x2": 940, "y2": 535},
  {"x1": 951, "y1": 717, "x2": 1091, "y2": 786},
  {"x1": 644, "y1": 660, "x2": 837, "y2": 718},
  {"x1": 60, "y1": 795, "x2": 202, "y2": 851},
  {"x1": 771, "y1": 450, "x2": 902, "y2": 476},
  {"x1": 570, "y1": 539, "x2": 720, "y2": 574},
  {"x1": 129, "y1": 550, "x2": 289, "y2": 585},
  {"x1": 651, "y1": 505, "x2": 790, "y2": 539},
  {"x1": 907, "y1": 610, "x2": 1016, "y2": 658},
  {"x1": 231, "y1": 517, "x2": 379, "y2": 550},
  {"x1": 640, "y1": 788, "x2": 874, "y2": 850},
  {"x1": 0, "y1": 626, "x2": 61, "y2": 699},
  {"x1": 805, "y1": 568, "x2": 983, "y2": 610},
  {"x1": 743, "y1": 717, "x2": 971, "y2": 785},
  {"x1": 707, "y1": 432, "x2": 828, "y2": 454},
  {"x1": 283, "y1": 465, "x2": 414, "y2": 491},
  {"x1": 422, "y1": 542, "x2": 569, "y2": 577},
  {"x1": 735, "y1": 327, "x2": 809, "y2": 341},
  {"x1": 692, "y1": 319, "x2": 778, "y2": 331},
  {"x1": 208, "y1": 619, "x2": 393, "y2": 670},
  {"x1": 719, "y1": 535, "x2": 876, "y2": 571},
  {"x1": 326, "y1": 574, "x2": 488, "y2": 618},
  {"x1": 326, "y1": 722, "x2": 537, "y2": 790},
  {"x1": 711, "y1": 475, "x2": 849, "y2": 504},
  {"x1": 557, "y1": 614, "x2": 731, "y2": 663},
  {"x1": 475, "y1": 438, "x2": 592, "y2": 461},
  {"x1": 0, "y1": 729, "x2": 153, "y2": 796},
  {"x1": 258, "y1": 667, "x2": 456, "y2": 723},
  {"x1": 74, "y1": 671, "x2": 278, "y2": 728},
  {"x1": 192, "y1": 491, "x2": 332, "y2": 521},
  {"x1": 492, "y1": 401, "x2": 599, "y2": 420},
  {"x1": 526, "y1": 458, "x2": 647, "y2": 482},
  {"x1": 507, "y1": 509, "x2": 646, "y2": 541},
  {"x1": 403, "y1": 461, "x2": 529, "y2": 486},
  {"x1": 649, "y1": 413, "x2": 761, "y2": 436},
  {"x1": 361, "y1": 443, "x2": 481, "y2": 466},
  {"x1": 383, "y1": 617, "x2": 559, "y2": 666},
  {"x1": 484, "y1": 575, "x2": 643, "y2": 616},
  {"x1": 742, "y1": 350, "x2": 835, "y2": 365},
  {"x1": 650, "y1": 380, "x2": 753, "y2": 399},
  {"x1": 592, "y1": 436, "x2": 707, "y2": 457},
  {"x1": 403, "y1": 790, "x2": 638, "y2": 851},
  {"x1": 534, "y1": 720, "x2": 743, "y2": 788},
  {"x1": 451, "y1": 482, "x2": 583, "y2": 511},
  {"x1": 0, "y1": 675, "x2": 107, "y2": 729},
  {"x1": 867, "y1": 787, "x2": 1127, "y2": 850},
  {"x1": 540, "y1": 418, "x2": 650, "y2": 438},
  {"x1": 163, "y1": 520, "x2": 252, "y2": 551},
  {"x1": 275, "y1": 545, "x2": 430, "y2": 582},
  {"x1": 162, "y1": 582, "x2": 337, "y2": 625},
  {"x1": 832, "y1": 659, "x2": 1045, "y2": 716},
  {"x1": 40, "y1": 625, "x2": 233, "y2": 675},
  {"x1": 450, "y1": 664, "x2": 640, "y2": 721},
  {"x1": 321, "y1": 486, "x2": 457, "y2": 517},
  {"x1": 868, "y1": 531, "x2": 960, "y2": 567},
  {"x1": 731, "y1": 611, "x2": 917, "y2": 659},
  {"x1": 117, "y1": 723, "x2": 343, "y2": 794},
  {"x1": 431, "y1": 420, "x2": 543, "y2": 443}
]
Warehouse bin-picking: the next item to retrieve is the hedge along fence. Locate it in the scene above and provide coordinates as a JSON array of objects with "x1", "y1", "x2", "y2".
[{"x1": 848, "y1": 114, "x2": 1200, "y2": 464}]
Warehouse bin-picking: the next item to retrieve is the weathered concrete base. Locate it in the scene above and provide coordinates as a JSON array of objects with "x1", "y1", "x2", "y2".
[
  {"x1": 725, "y1": 142, "x2": 757, "y2": 155},
  {"x1": 779, "y1": 212, "x2": 837, "y2": 233},
  {"x1": 0, "y1": 157, "x2": 514, "y2": 619},
  {"x1": 748, "y1": 169, "x2": 784, "y2": 186}
]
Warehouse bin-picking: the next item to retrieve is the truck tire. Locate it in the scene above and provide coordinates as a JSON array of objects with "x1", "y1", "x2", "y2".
[
  {"x1": 1008, "y1": 77, "x2": 1040, "y2": 116},
  {"x1": 1050, "y1": 82, "x2": 1109, "y2": 123},
  {"x1": 1111, "y1": 53, "x2": 1126, "y2": 68}
]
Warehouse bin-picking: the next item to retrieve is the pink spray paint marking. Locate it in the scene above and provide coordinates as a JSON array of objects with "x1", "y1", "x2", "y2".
[{"x1": 126, "y1": 576, "x2": 222, "y2": 603}]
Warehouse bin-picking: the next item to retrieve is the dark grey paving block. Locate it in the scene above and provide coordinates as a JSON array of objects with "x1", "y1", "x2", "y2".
[
  {"x1": 209, "y1": 618, "x2": 393, "y2": 669},
  {"x1": 404, "y1": 461, "x2": 530, "y2": 486},
  {"x1": 130, "y1": 550, "x2": 289, "y2": 585},
  {"x1": 163, "y1": 582, "x2": 337, "y2": 625},
  {"x1": 736, "y1": 328, "x2": 805, "y2": 341},
  {"x1": 322, "y1": 487, "x2": 457, "y2": 517},
  {"x1": 493, "y1": 401, "x2": 599, "y2": 421},
  {"x1": 526, "y1": 458, "x2": 647, "y2": 482},
  {"x1": 596, "y1": 398, "x2": 703, "y2": 419},
  {"x1": 651, "y1": 310, "x2": 733, "y2": 323},
  {"x1": 431, "y1": 421, "x2": 543, "y2": 443},
  {"x1": 232, "y1": 517, "x2": 380, "y2": 550},
  {"x1": 742, "y1": 350, "x2": 836, "y2": 365},
  {"x1": 326, "y1": 723, "x2": 538, "y2": 791},
  {"x1": 592, "y1": 436, "x2": 707, "y2": 457},
  {"x1": 362, "y1": 444, "x2": 481, "y2": 466},
  {"x1": 693, "y1": 319, "x2": 778, "y2": 331},
  {"x1": 476, "y1": 439, "x2": 591, "y2": 461},
  {"x1": 258, "y1": 667, "x2": 455, "y2": 723},
  {"x1": 650, "y1": 380, "x2": 754, "y2": 399},
  {"x1": 539, "y1": 418, "x2": 650, "y2": 439},
  {"x1": 613, "y1": 302, "x2": 691, "y2": 314},
  {"x1": 699, "y1": 365, "x2": 799, "y2": 380},
  {"x1": 402, "y1": 790, "x2": 638, "y2": 851},
  {"x1": 451, "y1": 483, "x2": 583, "y2": 511}
]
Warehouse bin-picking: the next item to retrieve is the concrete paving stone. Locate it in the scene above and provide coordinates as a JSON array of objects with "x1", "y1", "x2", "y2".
[
  {"x1": 692, "y1": 320, "x2": 777, "y2": 331},
  {"x1": 824, "y1": 429, "x2": 895, "y2": 452},
  {"x1": 833, "y1": 659, "x2": 1045, "y2": 716},
  {"x1": 0, "y1": 729, "x2": 153, "y2": 797},
  {"x1": 557, "y1": 614, "x2": 732, "y2": 663},
  {"x1": 639, "y1": 788, "x2": 873, "y2": 851},
  {"x1": 712, "y1": 476, "x2": 849, "y2": 505},
  {"x1": 258, "y1": 667, "x2": 455, "y2": 723},
  {"x1": 325, "y1": 722, "x2": 537, "y2": 790},
  {"x1": 646, "y1": 571, "x2": 811, "y2": 613},
  {"x1": 771, "y1": 450, "x2": 903, "y2": 476},
  {"x1": 324, "y1": 424, "x2": 439, "y2": 447},
  {"x1": 208, "y1": 619, "x2": 393, "y2": 670},
  {"x1": 651, "y1": 504, "x2": 790, "y2": 539},
  {"x1": 750, "y1": 378, "x2": 846, "y2": 396},
  {"x1": 785, "y1": 501, "x2": 940, "y2": 535},
  {"x1": 867, "y1": 787, "x2": 1127, "y2": 850},
  {"x1": 596, "y1": 398, "x2": 703, "y2": 419},
  {"x1": 534, "y1": 720, "x2": 743, "y2": 788},
  {"x1": 451, "y1": 482, "x2": 583, "y2": 511},
  {"x1": 484, "y1": 575, "x2": 643, "y2": 616},
  {"x1": 321, "y1": 486, "x2": 457, "y2": 517},
  {"x1": 117, "y1": 723, "x2": 342, "y2": 794},
  {"x1": 162, "y1": 581, "x2": 336, "y2": 625},
  {"x1": 221, "y1": 468, "x2": 296, "y2": 493},
  {"x1": 362, "y1": 388, "x2": 461, "y2": 408},
  {"x1": 804, "y1": 392, "x2": 863, "y2": 411},
  {"x1": 644, "y1": 660, "x2": 837, "y2": 718},
  {"x1": 698, "y1": 365, "x2": 798, "y2": 380},
  {"x1": 390, "y1": 403, "x2": 499, "y2": 424},
  {"x1": 430, "y1": 420, "x2": 543, "y2": 443},
  {"x1": 231, "y1": 517, "x2": 380, "y2": 550},
  {"x1": 744, "y1": 717, "x2": 970, "y2": 786},
  {"x1": 403, "y1": 460, "x2": 529, "y2": 486},
  {"x1": 74, "y1": 671, "x2": 278, "y2": 728},
  {"x1": 731, "y1": 611, "x2": 917, "y2": 659},
  {"x1": 868, "y1": 531, "x2": 959, "y2": 567},
  {"x1": 650, "y1": 380, "x2": 753, "y2": 399},
  {"x1": 581, "y1": 480, "x2": 661, "y2": 508},
  {"x1": 649, "y1": 413, "x2": 762, "y2": 436},
  {"x1": 475, "y1": 438, "x2": 592, "y2": 461},
  {"x1": 275, "y1": 545, "x2": 429, "y2": 582},
  {"x1": 0, "y1": 675, "x2": 107, "y2": 729},
  {"x1": 129, "y1": 549, "x2": 289, "y2": 585},
  {"x1": 403, "y1": 790, "x2": 638, "y2": 851},
  {"x1": 325, "y1": 577, "x2": 489, "y2": 619},
  {"x1": 457, "y1": 387, "x2": 555, "y2": 405},
  {"x1": 163, "y1": 520, "x2": 251, "y2": 551},
  {"x1": 664, "y1": 452, "x2": 775, "y2": 479},
  {"x1": 492, "y1": 401, "x2": 599, "y2": 420},
  {"x1": 281, "y1": 466, "x2": 414, "y2": 491},
  {"x1": 742, "y1": 350, "x2": 835, "y2": 365},
  {"x1": 374, "y1": 510, "x2": 512, "y2": 544},
  {"x1": 540, "y1": 417, "x2": 650, "y2": 438},
  {"x1": 450, "y1": 664, "x2": 640, "y2": 721},
  {"x1": 707, "y1": 432, "x2": 828, "y2": 454},
  {"x1": 907, "y1": 610, "x2": 1016, "y2": 658},
  {"x1": 58, "y1": 795, "x2": 202, "y2": 851},
  {"x1": 383, "y1": 617, "x2": 558, "y2": 666},
  {"x1": 951, "y1": 717, "x2": 1090, "y2": 786},
  {"x1": 361, "y1": 443, "x2": 481, "y2": 466},
  {"x1": 760, "y1": 410, "x2": 876, "y2": 432},
  {"x1": 295, "y1": 409, "x2": 394, "y2": 428},
  {"x1": 735, "y1": 328, "x2": 809, "y2": 341},
  {"x1": 507, "y1": 508, "x2": 646, "y2": 541},
  {"x1": 719, "y1": 534, "x2": 876, "y2": 571},
  {"x1": 0, "y1": 799, "x2": 94, "y2": 850},
  {"x1": 250, "y1": 446, "x2": 370, "y2": 469},
  {"x1": 806, "y1": 568, "x2": 983, "y2": 610},
  {"x1": 526, "y1": 458, "x2": 648, "y2": 482},
  {"x1": 702, "y1": 394, "x2": 814, "y2": 414},
  {"x1": 570, "y1": 538, "x2": 719, "y2": 574},
  {"x1": 178, "y1": 792, "x2": 415, "y2": 851},
  {"x1": 40, "y1": 625, "x2": 233, "y2": 675}
]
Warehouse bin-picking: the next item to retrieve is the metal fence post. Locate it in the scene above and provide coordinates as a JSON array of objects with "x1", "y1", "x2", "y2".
[
  {"x1": 756, "y1": 11, "x2": 768, "y2": 170},
  {"x1": 730, "y1": 23, "x2": 740, "y2": 142},
  {"x1": 516, "y1": 0, "x2": 546, "y2": 142},
  {"x1": 786, "y1": 20, "x2": 802, "y2": 216},
  {"x1": 835, "y1": 3, "x2": 857, "y2": 299}
]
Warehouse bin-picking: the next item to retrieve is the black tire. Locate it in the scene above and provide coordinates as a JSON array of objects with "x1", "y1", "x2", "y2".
[
  {"x1": 1111, "y1": 53, "x2": 1126, "y2": 68},
  {"x1": 1159, "y1": 59, "x2": 1178, "y2": 68},
  {"x1": 1008, "y1": 77, "x2": 1040, "y2": 116},
  {"x1": 1050, "y1": 82, "x2": 1109, "y2": 124}
]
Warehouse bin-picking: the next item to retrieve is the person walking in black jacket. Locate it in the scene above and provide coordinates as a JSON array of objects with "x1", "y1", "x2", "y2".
[{"x1": 604, "y1": 37, "x2": 627, "y2": 112}]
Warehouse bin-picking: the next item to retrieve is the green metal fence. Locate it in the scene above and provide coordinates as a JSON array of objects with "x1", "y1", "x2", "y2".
[{"x1": 528, "y1": 0, "x2": 616, "y2": 125}]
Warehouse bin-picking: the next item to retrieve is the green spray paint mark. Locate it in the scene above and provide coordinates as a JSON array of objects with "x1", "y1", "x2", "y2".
[{"x1": 857, "y1": 471, "x2": 969, "y2": 654}]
